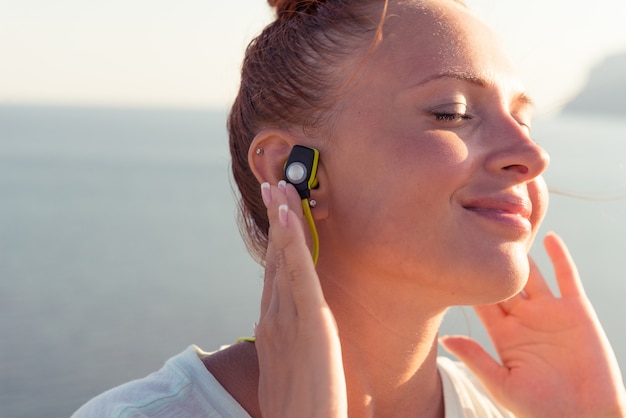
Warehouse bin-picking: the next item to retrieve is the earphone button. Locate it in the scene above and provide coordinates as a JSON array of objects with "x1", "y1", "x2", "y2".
[{"x1": 286, "y1": 162, "x2": 307, "y2": 184}]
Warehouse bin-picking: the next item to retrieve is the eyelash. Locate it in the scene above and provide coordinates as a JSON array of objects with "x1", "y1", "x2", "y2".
[{"x1": 433, "y1": 112, "x2": 472, "y2": 122}]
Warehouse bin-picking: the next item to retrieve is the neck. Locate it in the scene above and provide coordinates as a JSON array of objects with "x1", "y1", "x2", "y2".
[{"x1": 319, "y1": 263, "x2": 447, "y2": 418}]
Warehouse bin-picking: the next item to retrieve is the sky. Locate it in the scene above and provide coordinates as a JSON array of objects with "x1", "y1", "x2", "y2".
[{"x1": 1, "y1": 0, "x2": 626, "y2": 115}]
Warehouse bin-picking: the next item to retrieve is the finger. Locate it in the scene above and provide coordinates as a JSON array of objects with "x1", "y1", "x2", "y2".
[
  {"x1": 474, "y1": 302, "x2": 506, "y2": 325},
  {"x1": 268, "y1": 182, "x2": 298, "y2": 317},
  {"x1": 522, "y1": 256, "x2": 554, "y2": 299},
  {"x1": 495, "y1": 291, "x2": 527, "y2": 316},
  {"x1": 285, "y1": 182, "x2": 305, "y2": 220},
  {"x1": 260, "y1": 181, "x2": 296, "y2": 320},
  {"x1": 439, "y1": 335, "x2": 506, "y2": 400},
  {"x1": 284, "y1": 184, "x2": 319, "y2": 257},
  {"x1": 260, "y1": 240, "x2": 278, "y2": 320},
  {"x1": 543, "y1": 232, "x2": 586, "y2": 298},
  {"x1": 270, "y1": 185, "x2": 326, "y2": 316},
  {"x1": 259, "y1": 183, "x2": 275, "y2": 318}
]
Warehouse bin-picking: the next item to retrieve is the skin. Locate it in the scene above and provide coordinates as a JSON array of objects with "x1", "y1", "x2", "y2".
[{"x1": 204, "y1": 1, "x2": 626, "y2": 417}]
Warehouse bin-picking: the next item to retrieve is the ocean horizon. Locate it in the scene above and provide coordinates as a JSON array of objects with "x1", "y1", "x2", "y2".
[{"x1": 1, "y1": 105, "x2": 625, "y2": 417}]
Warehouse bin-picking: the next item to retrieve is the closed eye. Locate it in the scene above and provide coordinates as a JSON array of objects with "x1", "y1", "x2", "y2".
[
  {"x1": 518, "y1": 121, "x2": 531, "y2": 133},
  {"x1": 433, "y1": 112, "x2": 472, "y2": 122},
  {"x1": 512, "y1": 112, "x2": 533, "y2": 134}
]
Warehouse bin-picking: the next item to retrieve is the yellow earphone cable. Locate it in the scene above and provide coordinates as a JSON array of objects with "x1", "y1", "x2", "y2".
[{"x1": 301, "y1": 198, "x2": 319, "y2": 266}]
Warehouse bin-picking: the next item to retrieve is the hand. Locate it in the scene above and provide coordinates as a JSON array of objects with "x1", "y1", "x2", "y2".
[
  {"x1": 254, "y1": 181, "x2": 347, "y2": 418},
  {"x1": 441, "y1": 232, "x2": 626, "y2": 418}
]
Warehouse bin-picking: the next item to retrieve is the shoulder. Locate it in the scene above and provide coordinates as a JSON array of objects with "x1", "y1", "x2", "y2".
[
  {"x1": 72, "y1": 345, "x2": 251, "y2": 418},
  {"x1": 437, "y1": 356, "x2": 515, "y2": 418}
]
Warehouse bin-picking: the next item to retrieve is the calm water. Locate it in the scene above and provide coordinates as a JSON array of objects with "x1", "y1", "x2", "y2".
[{"x1": 1, "y1": 106, "x2": 625, "y2": 417}]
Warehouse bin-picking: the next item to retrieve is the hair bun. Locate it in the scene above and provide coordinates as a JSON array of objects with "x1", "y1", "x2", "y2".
[{"x1": 267, "y1": 0, "x2": 326, "y2": 18}]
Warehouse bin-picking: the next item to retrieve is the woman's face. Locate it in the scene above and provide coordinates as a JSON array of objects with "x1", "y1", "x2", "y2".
[{"x1": 318, "y1": 0, "x2": 550, "y2": 305}]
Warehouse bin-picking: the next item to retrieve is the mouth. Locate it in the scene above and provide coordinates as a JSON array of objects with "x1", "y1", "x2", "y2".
[{"x1": 462, "y1": 196, "x2": 532, "y2": 232}]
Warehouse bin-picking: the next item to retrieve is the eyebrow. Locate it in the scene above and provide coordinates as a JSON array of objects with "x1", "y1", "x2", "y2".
[{"x1": 414, "y1": 71, "x2": 536, "y2": 109}]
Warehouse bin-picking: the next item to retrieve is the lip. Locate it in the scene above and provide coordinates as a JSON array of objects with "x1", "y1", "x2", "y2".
[{"x1": 462, "y1": 195, "x2": 532, "y2": 231}]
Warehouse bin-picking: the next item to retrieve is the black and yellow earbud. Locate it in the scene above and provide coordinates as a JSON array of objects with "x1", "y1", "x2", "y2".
[
  {"x1": 284, "y1": 145, "x2": 319, "y2": 199},
  {"x1": 284, "y1": 145, "x2": 320, "y2": 265}
]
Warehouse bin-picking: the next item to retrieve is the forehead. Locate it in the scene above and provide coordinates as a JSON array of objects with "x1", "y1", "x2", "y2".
[{"x1": 366, "y1": 0, "x2": 520, "y2": 90}]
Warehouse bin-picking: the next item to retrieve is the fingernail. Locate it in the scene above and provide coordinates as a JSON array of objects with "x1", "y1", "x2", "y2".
[
  {"x1": 261, "y1": 182, "x2": 271, "y2": 207},
  {"x1": 438, "y1": 336, "x2": 450, "y2": 349},
  {"x1": 278, "y1": 180, "x2": 287, "y2": 191},
  {"x1": 278, "y1": 204, "x2": 288, "y2": 226}
]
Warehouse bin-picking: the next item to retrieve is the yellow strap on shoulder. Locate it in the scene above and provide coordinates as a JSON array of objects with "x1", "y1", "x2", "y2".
[{"x1": 235, "y1": 336, "x2": 256, "y2": 343}]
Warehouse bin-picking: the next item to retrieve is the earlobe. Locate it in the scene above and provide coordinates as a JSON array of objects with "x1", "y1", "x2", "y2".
[
  {"x1": 308, "y1": 170, "x2": 329, "y2": 222},
  {"x1": 248, "y1": 129, "x2": 294, "y2": 185}
]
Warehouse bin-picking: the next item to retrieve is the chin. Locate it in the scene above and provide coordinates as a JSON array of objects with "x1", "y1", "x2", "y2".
[
  {"x1": 494, "y1": 266, "x2": 529, "y2": 302},
  {"x1": 459, "y1": 246, "x2": 531, "y2": 306},
  {"x1": 490, "y1": 253, "x2": 530, "y2": 303}
]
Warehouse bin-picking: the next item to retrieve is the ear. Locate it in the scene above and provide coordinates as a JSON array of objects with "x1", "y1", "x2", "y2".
[
  {"x1": 248, "y1": 129, "x2": 329, "y2": 222},
  {"x1": 248, "y1": 128, "x2": 294, "y2": 185}
]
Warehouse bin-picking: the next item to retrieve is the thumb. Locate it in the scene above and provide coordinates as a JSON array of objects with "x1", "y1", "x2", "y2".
[{"x1": 439, "y1": 335, "x2": 507, "y2": 399}]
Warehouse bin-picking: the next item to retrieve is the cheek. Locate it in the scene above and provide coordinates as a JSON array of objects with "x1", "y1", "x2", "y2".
[
  {"x1": 419, "y1": 131, "x2": 471, "y2": 166},
  {"x1": 392, "y1": 133, "x2": 471, "y2": 207},
  {"x1": 394, "y1": 129, "x2": 470, "y2": 164},
  {"x1": 352, "y1": 127, "x2": 469, "y2": 198},
  {"x1": 364, "y1": 131, "x2": 472, "y2": 214},
  {"x1": 356, "y1": 139, "x2": 470, "y2": 255}
]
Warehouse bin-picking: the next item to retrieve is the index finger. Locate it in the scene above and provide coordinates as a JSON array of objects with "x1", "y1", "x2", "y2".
[
  {"x1": 260, "y1": 182, "x2": 326, "y2": 320},
  {"x1": 543, "y1": 232, "x2": 586, "y2": 298},
  {"x1": 523, "y1": 256, "x2": 554, "y2": 299},
  {"x1": 271, "y1": 184, "x2": 326, "y2": 316},
  {"x1": 259, "y1": 181, "x2": 302, "y2": 319}
]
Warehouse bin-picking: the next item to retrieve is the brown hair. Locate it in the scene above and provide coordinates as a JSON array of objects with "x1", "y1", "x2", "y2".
[{"x1": 228, "y1": 0, "x2": 386, "y2": 264}]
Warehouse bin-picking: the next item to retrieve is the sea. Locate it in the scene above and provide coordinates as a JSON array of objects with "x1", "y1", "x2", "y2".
[{"x1": 1, "y1": 105, "x2": 625, "y2": 417}]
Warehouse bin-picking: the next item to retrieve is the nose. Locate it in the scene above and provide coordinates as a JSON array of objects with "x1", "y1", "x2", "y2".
[{"x1": 484, "y1": 120, "x2": 550, "y2": 181}]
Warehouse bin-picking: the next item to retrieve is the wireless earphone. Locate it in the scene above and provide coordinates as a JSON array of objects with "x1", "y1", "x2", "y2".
[
  {"x1": 284, "y1": 145, "x2": 319, "y2": 200},
  {"x1": 284, "y1": 145, "x2": 320, "y2": 265}
]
